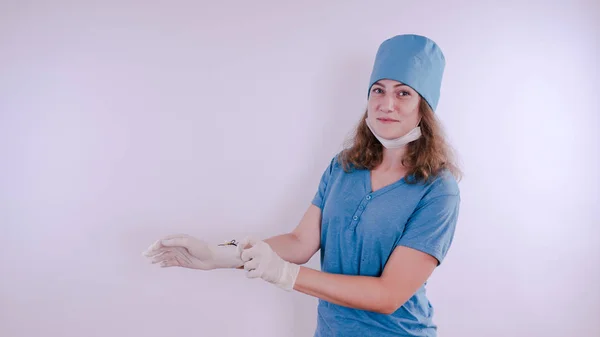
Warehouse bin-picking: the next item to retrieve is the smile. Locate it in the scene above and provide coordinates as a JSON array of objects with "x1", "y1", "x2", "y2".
[{"x1": 377, "y1": 117, "x2": 399, "y2": 123}]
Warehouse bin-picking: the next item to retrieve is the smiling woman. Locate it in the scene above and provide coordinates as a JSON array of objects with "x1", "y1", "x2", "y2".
[
  {"x1": 369, "y1": 80, "x2": 421, "y2": 134},
  {"x1": 342, "y1": 77, "x2": 461, "y2": 184},
  {"x1": 144, "y1": 34, "x2": 463, "y2": 337}
]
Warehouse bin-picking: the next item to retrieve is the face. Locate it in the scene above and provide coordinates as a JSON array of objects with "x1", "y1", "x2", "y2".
[{"x1": 367, "y1": 79, "x2": 421, "y2": 140}]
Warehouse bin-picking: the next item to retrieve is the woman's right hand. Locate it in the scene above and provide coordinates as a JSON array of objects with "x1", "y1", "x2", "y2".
[{"x1": 142, "y1": 234, "x2": 244, "y2": 270}]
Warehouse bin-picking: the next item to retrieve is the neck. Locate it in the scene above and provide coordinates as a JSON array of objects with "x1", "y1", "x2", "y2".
[{"x1": 378, "y1": 146, "x2": 408, "y2": 171}]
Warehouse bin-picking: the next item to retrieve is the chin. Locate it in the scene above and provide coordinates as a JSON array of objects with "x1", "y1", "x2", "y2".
[{"x1": 375, "y1": 127, "x2": 405, "y2": 140}]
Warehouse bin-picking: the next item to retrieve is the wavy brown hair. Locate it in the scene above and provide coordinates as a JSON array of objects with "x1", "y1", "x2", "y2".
[{"x1": 339, "y1": 98, "x2": 462, "y2": 184}]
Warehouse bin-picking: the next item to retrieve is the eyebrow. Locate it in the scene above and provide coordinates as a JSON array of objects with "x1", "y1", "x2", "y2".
[{"x1": 373, "y1": 81, "x2": 409, "y2": 88}]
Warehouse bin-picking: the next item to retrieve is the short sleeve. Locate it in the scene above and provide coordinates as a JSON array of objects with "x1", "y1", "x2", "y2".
[
  {"x1": 311, "y1": 156, "x2": 337, "y2": 209},
  {"x1": 395, "y1": 193, "x2": 460, "y2": 265}
]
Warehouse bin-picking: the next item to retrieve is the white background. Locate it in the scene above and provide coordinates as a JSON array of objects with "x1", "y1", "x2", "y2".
[{"x1": 1, "y1": 1, "x2": 599, "y2": 336}]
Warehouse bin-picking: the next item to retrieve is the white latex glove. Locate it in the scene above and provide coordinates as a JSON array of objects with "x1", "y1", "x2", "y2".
[
  {"x1": 239, "y1": 237, "x2": 300, "y2": 291},
  {"x1": 142, "y1": 234, "x2": 243, "y2": 270}
]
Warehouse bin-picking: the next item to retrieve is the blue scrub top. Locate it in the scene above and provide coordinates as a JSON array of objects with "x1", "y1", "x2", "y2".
[{"x1": 311, "y1": 154, "x2": 460, "y2": 337}]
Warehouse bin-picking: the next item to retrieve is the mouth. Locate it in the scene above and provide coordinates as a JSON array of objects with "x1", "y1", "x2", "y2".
[{"x1": 376, "y1": 117, "x2": 399, "y2": 123}]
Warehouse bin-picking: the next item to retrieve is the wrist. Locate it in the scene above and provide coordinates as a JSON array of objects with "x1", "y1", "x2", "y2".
[
  {"x1": 211, "y1": 240, "x2": 244, "y2": 269},
  {"x1": 277, "y1": 261, "x2": 301, "y2": 291}
]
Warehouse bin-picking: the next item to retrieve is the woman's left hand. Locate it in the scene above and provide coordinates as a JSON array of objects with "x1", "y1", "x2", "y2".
[{"x1": 239, "y1": 237, "x2": 300, "y2": 291}]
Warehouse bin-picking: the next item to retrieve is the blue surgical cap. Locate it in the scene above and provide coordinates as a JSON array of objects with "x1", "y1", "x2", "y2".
[{"x1": 368, "y1": 34, "x2": 446, "y2": 112}]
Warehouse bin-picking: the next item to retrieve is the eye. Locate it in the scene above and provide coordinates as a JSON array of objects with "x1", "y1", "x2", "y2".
[
  {"x1": 398, "y1": 90, "x2": 410, "y2": 97},
  {"x1": 371, "y1": 87, "x2": 384, "y2": 94}
]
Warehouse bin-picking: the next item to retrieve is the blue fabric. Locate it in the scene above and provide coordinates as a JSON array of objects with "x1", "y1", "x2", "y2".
[
  {"x1": 368, "y1": 34, "x2": 446, "y2": 111},
  {"x1": 311, "y1": 155, "x2": 460, "y2": 337}
]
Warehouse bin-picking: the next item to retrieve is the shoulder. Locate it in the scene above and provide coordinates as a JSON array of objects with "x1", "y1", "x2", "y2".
[
  {"x1": 323, "y1": 151, "x2": 349, "y2": 175},
  {"x1": 420, "y1": 169, "x2": 460, "y2": 203},
  {"x1": 315, "y1": 151, "x2": 365, "y2": 188},
  {"x1": 313, "y1": 152, "x2": 347, "y2": 189}
]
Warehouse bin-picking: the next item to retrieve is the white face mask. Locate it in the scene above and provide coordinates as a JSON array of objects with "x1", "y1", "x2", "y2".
[{"x1": 365, "y1": 117, "x2": 422, "y2": 149}]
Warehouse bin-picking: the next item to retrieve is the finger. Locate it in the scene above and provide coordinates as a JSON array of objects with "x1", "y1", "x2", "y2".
[
  {"x1": 239, "y1": 236, "x2": 261, "y2": 250},
  {"x1": 142, "y1": 240, "x2": 163, "y2": 256},
  {"x1": 240, "y1": 245, "x2": 261, "y2": 262},
  {"x1": 145, "y1": 243, "x2": 180, "y2": 257},
  {"x1": 160, "y1": 259, "x2": 181, "y2": 268},
  {"x1": 172, "y1": 247, "x2": 194, "y2": 266},
  {"x1": 150, "y1": 250, "x2": 175, "y2": 264},
  {"x1": 174, "y1": 255, "x2": 187, "y2": 268},
  {"x1": 160, "y1": 237, "x2": 192, "y2": 249},
  {"x1": 244, "y1": 257, "x2": 260, "y2": 271},
  {"x1": 246, "y1": 267, "x2": 262, "y2": 278},
  {"x1": 143, "y1": 234, "x2": 189, "y2": 256}
]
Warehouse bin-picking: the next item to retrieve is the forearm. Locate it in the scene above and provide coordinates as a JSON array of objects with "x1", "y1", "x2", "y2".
[
  {"x1": 264, "y1": 233, "x2": 309, "y2": 265},
  {"x1": 293, "y1": 266, "x2": 394, "y2": 314}
]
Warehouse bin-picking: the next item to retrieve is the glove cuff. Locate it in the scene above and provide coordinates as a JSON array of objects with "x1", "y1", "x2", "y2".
[
  {"x1": 277, "y1": 262, "x2": 300, "y2": 292},
  {"x1": 213, "y1": 239, "x2": 244, "y2": 269}
]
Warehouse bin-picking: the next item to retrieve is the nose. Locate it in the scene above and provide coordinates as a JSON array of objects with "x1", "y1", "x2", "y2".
[{"x1": 381, "y1": 94, "x2": 395, "y2": 113}]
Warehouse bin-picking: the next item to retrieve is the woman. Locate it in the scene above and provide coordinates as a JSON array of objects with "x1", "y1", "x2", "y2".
[{"x1": 143, "y1": 34, "x2": 462, "y2": 337}]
